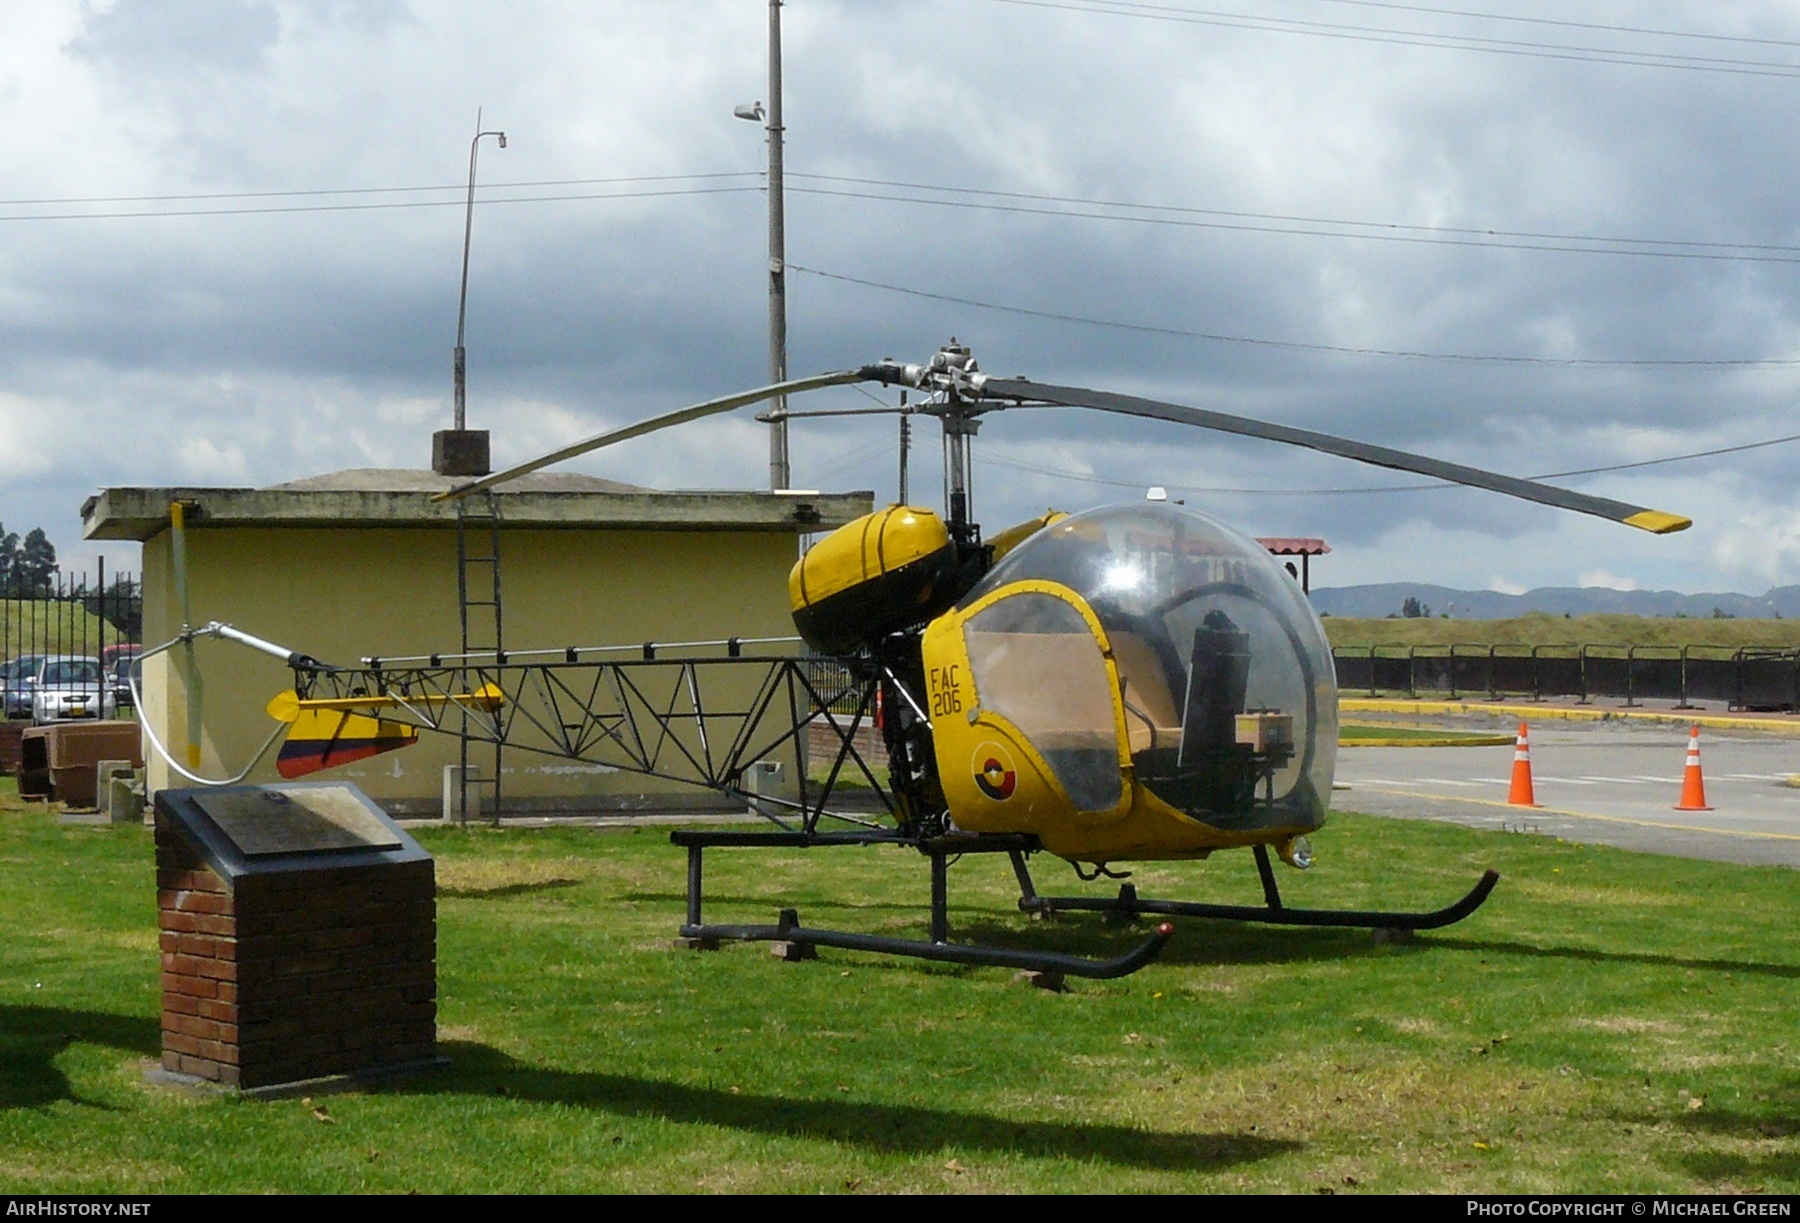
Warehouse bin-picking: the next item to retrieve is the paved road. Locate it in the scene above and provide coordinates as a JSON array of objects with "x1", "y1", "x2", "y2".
[{"x1": 1332, "y1": 718, "x2": 1800, "y2": 867}]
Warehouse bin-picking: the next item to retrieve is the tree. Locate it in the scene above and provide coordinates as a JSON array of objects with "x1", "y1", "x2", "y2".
[
  {"x1": 0, "y1": 523, "x2": 18, "y2": 592},
  {"x1": 1401, "y1": 596, "x2": 1431, "y2": 619},
  {"x1": 82, "y1": 574, "x2": 142, "y2": 639},
  {"x1": 17, "y1": 528, "x2": 56, "y2": 595}
]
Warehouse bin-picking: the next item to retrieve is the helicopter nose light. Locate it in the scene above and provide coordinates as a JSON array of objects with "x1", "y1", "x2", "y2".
[{"x1": 1278, "y1": 836, "x2": 1314, "y2": 870}]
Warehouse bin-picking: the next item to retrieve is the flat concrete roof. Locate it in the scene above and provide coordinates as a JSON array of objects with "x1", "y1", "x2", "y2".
[
  {"x1": 82, "y1": 468, "x2": 873, "y2": 541},
  {"x1": 268, "y1": 469, "x2": 648, "y2": 494}
]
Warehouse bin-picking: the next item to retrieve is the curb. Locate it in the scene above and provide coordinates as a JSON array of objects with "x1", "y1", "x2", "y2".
[
  {"x1": 1340, "y1": 735, "x2": 1516, "y2": 748},
  {"x1": 1341, "y1": 784, "x2": 1800, "y2": 843},
  {"x1": 1340, "y1": 698, "x2": 1800, "y2": 736}
]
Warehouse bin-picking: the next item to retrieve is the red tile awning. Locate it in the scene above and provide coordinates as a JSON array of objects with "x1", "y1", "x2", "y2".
[{"x1": 1255, "y1": 537, "x2": 1331, "y2": 556}]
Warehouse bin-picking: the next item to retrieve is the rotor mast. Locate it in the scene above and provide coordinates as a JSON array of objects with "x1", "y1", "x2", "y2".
[{"x1": 921, "y1": 340, "x2": 984, "y2": 544}]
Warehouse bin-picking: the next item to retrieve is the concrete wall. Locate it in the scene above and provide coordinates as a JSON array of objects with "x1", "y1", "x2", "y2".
[{"x1": 142, "y1": 526, "x2": 801, "y2": 813}]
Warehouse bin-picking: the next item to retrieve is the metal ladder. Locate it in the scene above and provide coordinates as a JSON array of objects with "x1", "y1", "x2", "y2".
[{"x1": 455, "y1": 492, "x2": 505, "y2": 825}]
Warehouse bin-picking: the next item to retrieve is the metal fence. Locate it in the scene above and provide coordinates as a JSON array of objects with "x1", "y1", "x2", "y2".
[
  {"x1": 1332, "y1": 643, "x2": 1800, "y2": 711},
  {"x1": 1, "y1": 564, "x2": 144, "y2": 722},
  {"x1": 800, "y1": 652, "x2": 863, "y2": 712}
]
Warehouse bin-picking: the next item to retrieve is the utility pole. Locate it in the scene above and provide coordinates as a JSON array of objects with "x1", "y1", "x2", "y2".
[
  {"x1": 897, "y1": 391, "x2": 910, "y2": 505},
  {"x1": 734, "y1": 1, "x2": 789, "y2": 491},
  {"x1": 765, "y1": 0, "x2": 789, "y2": 491}
]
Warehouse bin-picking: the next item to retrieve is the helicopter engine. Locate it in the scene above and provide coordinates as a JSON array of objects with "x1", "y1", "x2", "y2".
[{"x1": 788, "y1": 505, "x2": 966, "y2": 655}]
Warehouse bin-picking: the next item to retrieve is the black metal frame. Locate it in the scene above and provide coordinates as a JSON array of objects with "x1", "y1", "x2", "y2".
[
  {"x1": 672, "y1": 827, "x2": 1173, "y2": 979},
  {"x1": 293, "y1": 648, "x2": 892, "y2": 831},
  {"x1": 1012, "y1": 843, "x2": 1499, "y2": 932}
]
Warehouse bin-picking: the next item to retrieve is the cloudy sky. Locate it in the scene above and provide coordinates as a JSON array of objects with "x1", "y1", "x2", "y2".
[{"x1": 5, "y1": 0, "x2": 1800, "y2": 595}]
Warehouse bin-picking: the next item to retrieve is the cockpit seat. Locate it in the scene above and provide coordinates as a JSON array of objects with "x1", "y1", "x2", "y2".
[{"x1": 1109, "y1": 631, "x2": 1184, "y2": 755}]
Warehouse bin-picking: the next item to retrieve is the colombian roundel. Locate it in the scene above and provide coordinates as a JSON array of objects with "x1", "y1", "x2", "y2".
[{"x1": 973, "y1": 741, "x2": 1017, "y2": 801}]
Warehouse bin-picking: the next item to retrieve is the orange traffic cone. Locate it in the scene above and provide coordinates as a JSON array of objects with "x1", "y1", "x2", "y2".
[
  {"x1": 1675, "y1": 725, "x2": 1713, "y2": 811},
  {"x1": 1508, "y1": 721, "x2": 1539, "y2": 807}
]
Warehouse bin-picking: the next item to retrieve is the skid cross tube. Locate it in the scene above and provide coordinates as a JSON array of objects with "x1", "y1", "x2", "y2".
[
  {"x1": 1016, "y1": 844, "x2": 1500, "y2": 931},
  {"x1": 686, "y1": 909, "x2": 1174, "y2": 979},
  {"x1": 671, "y1": 829, "x2": 1174, "y2": 978}
]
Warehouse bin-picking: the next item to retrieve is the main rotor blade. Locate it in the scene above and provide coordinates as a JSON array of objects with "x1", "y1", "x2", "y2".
[
  {"x1": 434, "y1": 370, "x2": 874, "y2": 501},
  {"x1": 981, "y1": 379, "x2": 1691, "y2": 534}
]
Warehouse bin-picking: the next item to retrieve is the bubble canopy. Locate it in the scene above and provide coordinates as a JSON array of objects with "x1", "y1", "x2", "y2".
[{"x1": 957, "y1": 504, "x2": 1337, "y2": 831}]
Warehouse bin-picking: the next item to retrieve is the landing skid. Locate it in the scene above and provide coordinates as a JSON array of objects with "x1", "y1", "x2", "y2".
[
  {"x1": 1012, "y1": 844, "x2": 1499, "y2": 932},
  {"x1": 671, "y1": 829, "x2": 1174, "y2": 980}
]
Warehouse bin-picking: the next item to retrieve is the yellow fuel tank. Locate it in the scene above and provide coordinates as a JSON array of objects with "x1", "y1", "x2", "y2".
[
  {"x1": 790, "y1": 505, "x2": 957, "y2": 654},
  {"x1": 986, "y1": 510, "x2": 1068, "y2": 564}
]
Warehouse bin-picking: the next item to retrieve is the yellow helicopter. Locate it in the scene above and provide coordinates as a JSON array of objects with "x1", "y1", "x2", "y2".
[{"x1": 259, "y1": 339, "x2": 1688, "y2": 982}]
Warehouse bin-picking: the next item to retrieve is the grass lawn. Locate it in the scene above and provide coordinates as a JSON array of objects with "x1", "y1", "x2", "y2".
[
  {"x1": 1, "y1": 600, "x2": 127, "y2": 659},
  {"x1": 1323, "y1": 613, "x2": 1800, "y2": 651},
  {"x1": 0, "y1": 778, "x2": 1795, "y2": 1193}
]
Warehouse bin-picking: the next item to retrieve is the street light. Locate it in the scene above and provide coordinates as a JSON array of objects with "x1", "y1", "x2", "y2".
[
  {"x1": 454, "y1": 109, "x2": 507, "y2": 433},
  {"x1": 736, "y1": 0, "x2": 788, "y2": 491}
]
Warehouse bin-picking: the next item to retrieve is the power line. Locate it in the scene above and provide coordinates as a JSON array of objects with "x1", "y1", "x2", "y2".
[
  {"x1": 0, "y1": 172, "x2": 762, "y2": 210},
  {"x1": 1536, "y1": 431, "x2": 1800, "y2": 478},
  {"x1": 788, "y1": 263, "x2": 1800, "y2": 367},
  {"x1": 11, "y1": 164, "x2": 1794, "y2": 268},
  {"x1": 0, "y1": 184, "x2": 761, "y2": 223},
  {"x1": 23, "y1": 163, "x2": 1776, "y2": 367},
  {"x1": 992, "y1": 0, "x2": 1800, "y2": 79},
  {"x1": 820, "y1": 431, "x2": 902, "y2": 472},
  {"x1": 786, "y1": 183, "x2": 1800, "y2": 263},
  {"x1": 789, "y1": 172, "x2": 1800, "y2": 259},
  {"x1": 1311, "y1": 0, "x2": 1800, "y2": 50}
]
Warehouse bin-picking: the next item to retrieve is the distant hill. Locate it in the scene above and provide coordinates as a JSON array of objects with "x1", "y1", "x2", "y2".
[{"x1": 1308, "y1": 583, "x2": 1800, "y2": 620}]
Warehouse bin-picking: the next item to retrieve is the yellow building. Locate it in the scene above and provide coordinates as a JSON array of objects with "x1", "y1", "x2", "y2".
[{"x1": 82, "y1": 470, "x2": 870, "y2": 813}]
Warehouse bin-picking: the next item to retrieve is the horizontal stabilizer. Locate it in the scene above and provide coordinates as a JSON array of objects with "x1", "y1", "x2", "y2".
[{"x1": 275, "y1": 706, "x2": 419, "y2": 780}]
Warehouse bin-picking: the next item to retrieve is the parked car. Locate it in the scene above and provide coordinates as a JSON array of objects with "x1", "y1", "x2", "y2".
[
  {"x1": 1, "y1": 655, "x2": 46, "y2": 720},
  {"x1": 29, "y1": 655, "x2": 116, "y2": 725},
  {"x1": 110, "y1": 655, "x2": 138, "y2": 713},
  {"x1": 100, "y1": 643, "x2": 140, "y2": 670},
  {"x1": 103, "y1": 645, "x2": 142, "y2": 711}
]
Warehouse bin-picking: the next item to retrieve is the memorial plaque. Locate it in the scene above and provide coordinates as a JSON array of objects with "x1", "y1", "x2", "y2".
[
  {"x1": 155, "y1": 781, "x2": 437, "y2": 1092},
  {"x1": 192, "y1": 784, "x2": 402, "y2": 857}
]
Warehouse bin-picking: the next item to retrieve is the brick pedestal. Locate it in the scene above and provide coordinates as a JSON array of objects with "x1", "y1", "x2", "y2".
[
  {"x1": 154, "y1": 782, "x2": 437, "y2": 1091},
  {"x1": 0, "y1": 721, "x2": 23, "y2": 776}
]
